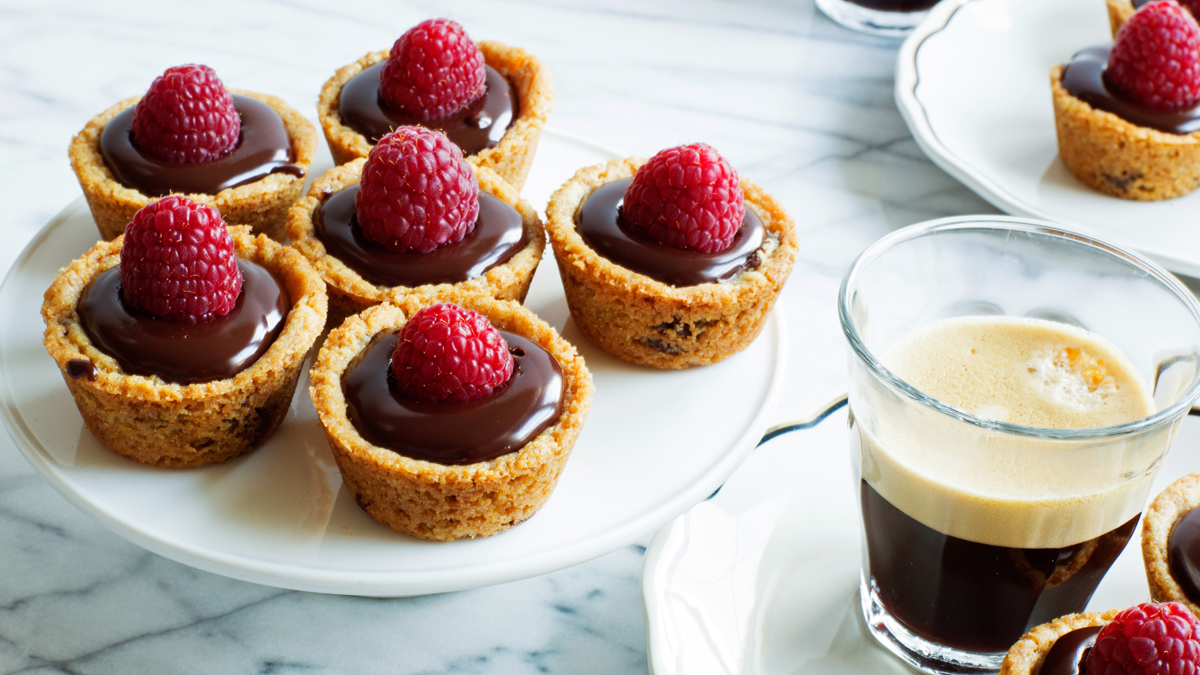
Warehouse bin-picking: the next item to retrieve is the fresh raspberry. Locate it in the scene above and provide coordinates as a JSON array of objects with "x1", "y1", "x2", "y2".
[
  {"x1": 390, "y1": 303, "x2": 514, "y2": 403},
  {"x1": 379, "y1": 18, "x2": 486, "y2": 121},
  {"x1": 1085, "y1": 602, "x2": 1200, "y2": 675},
  {"x1": 1106, "y1": 1, "x2": 1200, "y2": 111},
  {"x1": 355, "y1": 126, "x2": 479, "y2": 253},
  {"x1": 119, "y1": 196, "x2": 242, "y2": 325},
  {"x1": 621, "y1": 143, "x2": 745, "y2": 254},
  {"x1": 130, "y1": 64, "x2": 241, "y2": 164}
]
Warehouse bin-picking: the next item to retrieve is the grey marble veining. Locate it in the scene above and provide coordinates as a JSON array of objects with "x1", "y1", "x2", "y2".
[{"x1": 0, "y1": 0, "x2": 996, "y2": 673}]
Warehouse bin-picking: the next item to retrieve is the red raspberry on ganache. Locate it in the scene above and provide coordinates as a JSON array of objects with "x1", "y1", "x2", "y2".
[
  {"x1": 130, "y1": 64, "x2": 241, "y2": 164},
  {"x1": 380, "y1": 18, "x2": 487, "y2": 121},
  {"x1": 355, "y1": 126, "x2": 480, "y2": 254},
  {"x1": 120, "y1": 196, "x2": 243, "y2": 325},
  {"x1": 1106, "y1": 0, "x2": 1200, "y2": 111},
  {"x1": 621, "y1": 143, "x2": 745, "y2": 254},
  {"x1": 1085, "y1": 602, "x2": 1200, "y2": 675},
  {"x1": 390, "y1": 303, "x2": 514, "y2": 403}
]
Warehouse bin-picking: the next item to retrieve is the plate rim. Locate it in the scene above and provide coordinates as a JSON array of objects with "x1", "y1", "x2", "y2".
[
  {"x1": 893, "y1": 0, "x2": 1200, "y2": 278},
  {"x1": 0, "y1": 131, "x2": 790, "y2": 596}
]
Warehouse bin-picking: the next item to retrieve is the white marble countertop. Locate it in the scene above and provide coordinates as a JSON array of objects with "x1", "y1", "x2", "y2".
[{"x1": 0, "y1": 1, "x2": 996, "y2": 672}]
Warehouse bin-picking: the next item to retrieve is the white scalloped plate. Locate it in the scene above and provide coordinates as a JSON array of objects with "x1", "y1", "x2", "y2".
[
  {"x1": 896, "y1": 0, "x2": 1200, "y2": 278},
  {"x1": 0, "y1": 129, "x2": 788, "y2": 597}
]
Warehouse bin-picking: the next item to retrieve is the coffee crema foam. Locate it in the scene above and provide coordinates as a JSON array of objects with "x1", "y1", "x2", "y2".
[{"x1": 855, "y1": 315, "x2": 1163, "y2": 549}]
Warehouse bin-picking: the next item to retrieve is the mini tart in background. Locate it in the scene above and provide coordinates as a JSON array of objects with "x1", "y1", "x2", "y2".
[
  {"x1": 309, "y1": 292, "x2": 592, "y2": 541},
  {"x1": 41, "y1": 227, "x2": 327, "y2": 468},
  {"x1": 287, "y1": 159, "x2": 544, "y2": 329},
  {"x1": 1050, "y1": 64, "x2": 1200, "y2": 201},
  {"x1": 1143, "y1": 473, "x2": 1200, "y2": 616},
  {"x1": 69, "y1": 91, "x2": 317, "y2": 242},
  {"x1": 544, "y1": 158, "x2": 798, "y2": 369},
  {"x1": 999, "y1": 610, "x2": 1121, "y2": 675},
  {"x1": 317, "y1": 41, "x2": 553, "y2": 192}
]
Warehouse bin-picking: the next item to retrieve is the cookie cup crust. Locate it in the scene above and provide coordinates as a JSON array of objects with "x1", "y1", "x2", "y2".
[
  {"x1": 308, "y1": 292, "x2": 593, "y2": 541},
  {"x1": 316, "y1": 41, "x2": 553, "y2": 191},
  {"x1": 286, "y1": 159, "x2": 545, "y2": 329},
  {"x1": 1142, "y1": 473, "x2": 1200, "y2": 615},
  {"x1": 68, "y1": 90, "x2": 318, "y2": 242},
  {"x1": 41, "y1": 227, "x2": 327, "y2": 468},
  {"x1": 1051, "y1": 65, "x2": 1200, "y2": 201},
  {"x1": 999, "y1": 610, "x2": 1119, "y2": 675},
  {"x1": 544, "y1": 158, "x2": 798, "y2": 369},
  {"x1": 1107, "y1": 0, "x2": 1135, "y2": 37}
]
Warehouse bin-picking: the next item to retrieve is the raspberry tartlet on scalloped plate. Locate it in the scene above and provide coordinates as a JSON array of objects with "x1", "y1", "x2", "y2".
[
  {"x1": 41, "y1": 196, "x2": 327, "y2": 468},
  {"x1": 309, "y1": 292, "x2": 592, "y2": 541},
  {"x1": 70, "y1": 64, "x2": 317, "y2": 242},
  {"x1": 999, "y1": 602, "x2": 1200, "y2": 675},
  {"x1": 1052, "y1": 0, "x2": 1200, "y2": 201},
  {"x1": 287, "y1": 126, "x2": 545, "y2": 328},
  {"x1": 317, "y1": 18, "x2": 553, "y2": 192},
  {"x1": 544, "y1": 144, "x2": 797, "y2": 369},
  {"x1": 1143, "y1": 473, "x2": 1200, "y2": 616}
]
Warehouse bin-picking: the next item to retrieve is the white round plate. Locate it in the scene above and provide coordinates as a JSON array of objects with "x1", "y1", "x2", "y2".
[
  {"x1": 0, "y1": 129, "x2": 787, "y2": 597},
  {"x1": 896, "y1": 0, "x2": 1200, "y2": 278},
  {"x1": 642, "y1": 399, "x2": 1198, "y2": 675}
]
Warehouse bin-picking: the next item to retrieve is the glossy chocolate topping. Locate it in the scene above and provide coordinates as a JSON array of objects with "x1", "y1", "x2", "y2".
[
  {"x1": 78, "y1": 260, "x2": 290, "y2": 385},
  {"x1": 575, "y1": 177, "x2": 766, "y2": 287},
  {"x1": 1062, "y1": 46, "x2": 1200, "y2": 134},
  {"x1": 342, "y1": 331, "x2": 563, "y2": 465},
  {"x1": 100, "y1": 94, "x2": 298, "y2": 197},
  {"x1": 66, "y1": 359, "x2": 97, "y2": 381},
  {"x1": 1039, "y1": 626, "x2": 1101, "y2": 675},
  {"x1": 337, "y1": 62, "x2": 516, "y2": 156},
  {"x1": 1169, "y1": 506, "x2": 1200, "y2": 603},
  {"x1": 314, "y1": 184, "x2": 526, "y2": 287}
]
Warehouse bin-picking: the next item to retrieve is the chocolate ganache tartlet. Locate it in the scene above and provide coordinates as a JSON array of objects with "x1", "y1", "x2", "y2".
[
  {"x1": 1143, "y1": 473, "x2": 1200, "y2": 616},
  {"x1": 69, "y1": 64, "x2": 317, "y2": 242},
  {"x1": 544, "y1": 149, "x2": 797, "y2": 369},
  {"x1": 317, "y1": 19, "x2": 552, "y2": 191},
  {"x1": 287, "y1": 127, "x2": 544, "y2": 329},
  {"x1": 309, "y1": 293, "x2": 592, "y2": 541},
  {"x1": 42, "y1": 197, "x2": 326, "y2": 468},
  {"x1": 1051, "y1": 1, "x2": 1200, "y2": 201}
]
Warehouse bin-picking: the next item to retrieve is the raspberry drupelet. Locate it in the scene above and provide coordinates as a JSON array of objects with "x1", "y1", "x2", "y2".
[
  {"x1": 390, "y1": 303, "x2": 514, "y2": 403},
  {"x1": 379, "y1": 18, "x2": 487, "y2": 121},
  {"x1": 119, "y1": 195, "x2": 243, "y2": 325},
  {"x1": 130, "y1": 64, "x2": 241, "y2": 164},
  {"x1": 621, "y1": 143, "x2": 745, "y2": 254},
  {"x1": 354, "y1": 126, "x2": 480, "y2": 254}
]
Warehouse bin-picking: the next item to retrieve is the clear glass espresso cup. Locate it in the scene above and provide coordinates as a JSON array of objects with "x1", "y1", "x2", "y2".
[
  {"x1": 838, "y1": 217, "x2": 1200, "y2": 675},
  {"x1": 815, "y1": 0, "x2": 941, "y2": 37}
]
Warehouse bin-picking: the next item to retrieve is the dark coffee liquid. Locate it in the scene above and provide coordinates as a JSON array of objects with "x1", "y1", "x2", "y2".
[
  {"x1": 338, "y1": 62, "x2": 516, "y2": 156},
  {"x1": 342, "y1": 331, "x2": 563, "y2": 465},
  {"x1": 844, "y1": 0, "x2": 939, "y2": 11},
  {"x1": 78, "y1": 260, "x2": 290, "y2": 385},
  {"x1": 314, "y1": 184, "x2": 526, "y2": 287},
  {"x1": 1169, "y1": 507, "x2": 1200, "y2": 604},
  {"x1": 1039, "y1": 626, "x2": 1100, "y2": 675},
  {"x1": 575, "y1": 177, "x2": 766, "y2": 287},
  {"x1": 861, "y1": 480, "x2": 1138, "y2": 653},
  {"x1": 100, "y1": 95, "x2": 298, "y2": 196},
  {"x1": 1062, "y1": 46, "x2": 1200, "y2": 134}
]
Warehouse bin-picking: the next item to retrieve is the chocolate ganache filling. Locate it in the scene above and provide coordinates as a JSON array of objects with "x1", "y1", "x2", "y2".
[
  {"x1": 1169, "y1": 507, "x2": 1200, "y2": 604},
  {"x1": 100, "y1": 94, "x2": 300, "y2": 197},
  {"x1": 342, "y1": 331, "x2": 563, "y2": 465},
  {"x1": 1038, "y1": 626, "x2": 1102, "y2": 675},
  {"x1": 78, "y1": 260, "x2": 290, "y2": 385},
  {"x1": 1062, "y1": 46, "x2": 1200, "y2": 134},
  {"x1": 575, "y1": 177, "x2": 766, "y2": 287},
  {"x1": 315, "y1": 184, "x2": 526, "y2": 287},
  {"x1": 338, "y1": 62, "x2": 516, "y2": 156}
]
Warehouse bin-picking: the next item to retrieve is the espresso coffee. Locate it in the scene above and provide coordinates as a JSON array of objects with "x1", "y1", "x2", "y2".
[
  {"x1": 855, "y1": 315, "x2": 1157, "y2": 652},
  {"x1": 844, "y1": 0, "x2": 939, "y2": 10}
]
